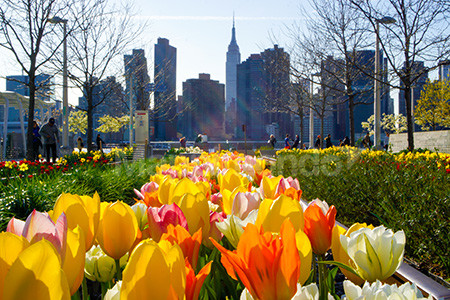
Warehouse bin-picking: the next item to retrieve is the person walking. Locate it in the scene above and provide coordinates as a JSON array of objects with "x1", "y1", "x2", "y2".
[
  {"x1": 32, "y1": 121, "x2": 42, "y2": 161},
  {"x1": 292, "y1": 134, "x2": 300, "y2": 149},
  {"x1": 362, "y1": 133, "x2": 372, "y2": 149},
  {"x1": 268, "y1": 134, "x2": 277, "y2": 149},
  {"x1": 314, "y1": 135, "x2": 321, "y2": 149},
  {"x1": 325, "y1": 134, "x2": 333, "y2": 148},
  {"x1": 284, "y1": 134, "x2": 291, "y2": 149},
  {"x1": 39, "y1": 118, "x2": 59, "y2": 163},
  {"x1": 96, "y1": 134, "x2": 105, "y2": 152},
  {"x1": 341, "y1": 136, "x2": 350, "y2": 146}
]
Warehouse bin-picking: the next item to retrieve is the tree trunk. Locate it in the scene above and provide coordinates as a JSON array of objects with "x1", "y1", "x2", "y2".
[
  {"x1": 26, "y1": 67, "x2": 36, "y2": 161},
  {"x1": 348, "y1": 95, "x2": 355, "y2": 146},
  {"x1": 320, "y1": 116, "x2": 324, "y2": 149},
  {"x1": 86, "y1": 87, "x2": 94, "y2": 153},
  {"x1": 403, "y1": 83, "x2": 415, "y2": 151},
  {"x1": 299, "y1": 106, "x2": 304, "y2": 147}
]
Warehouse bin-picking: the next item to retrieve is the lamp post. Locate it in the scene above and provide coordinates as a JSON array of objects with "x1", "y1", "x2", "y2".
[
  {"x1": 48, "y1": 16, "x2": 68, "y2": 148},
  {"x1": 309, "y1": 73, "x2": 321, "y2": 148},
  {"x1": 374, "y1": 16, "x2": 396, "y2": 149}
]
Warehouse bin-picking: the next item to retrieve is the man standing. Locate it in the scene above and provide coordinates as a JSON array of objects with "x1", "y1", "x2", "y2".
[{"x1": 39, "y1": 118, "x2": 60, "y2": 162}]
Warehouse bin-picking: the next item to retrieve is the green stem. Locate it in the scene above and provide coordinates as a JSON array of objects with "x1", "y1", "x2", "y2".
[
  {"x1": 81, "y1": 277, "x2": 88, "y2": 300},
  {"x1": 115, "y1": 259, "x2": 122, "y2": 280},
  {"x1": 318, "y1": 254, "x2": 329, "y2": 300},
  {"x1": 101, "y1": 282, "x2": 108, "y2": 299},
  {"x1": 71, "y1": 290, "x2": 81, "y2": 300}
]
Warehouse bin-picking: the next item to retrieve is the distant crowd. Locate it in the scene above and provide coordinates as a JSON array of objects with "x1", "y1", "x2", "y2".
[{"x1": 268, "y1": 132, "x2": 374, "y2": 150}]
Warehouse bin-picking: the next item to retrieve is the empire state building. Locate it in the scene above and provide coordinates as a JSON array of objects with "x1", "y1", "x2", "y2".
[{"x1": 225, "y1": 16, "x2": 240, "y2": 111}]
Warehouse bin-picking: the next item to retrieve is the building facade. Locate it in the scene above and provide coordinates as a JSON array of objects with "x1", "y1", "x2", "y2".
[
  {"x1": 398, "y1": 61, "x2": 429, "y2": 120},
  {"x1": 154, "y1": 38, "x2": 177, "y2": 140},
  {"x1": 179, "y1": 74, "x2": 225, "y2": 140},
  {"x1": 124, "y1": 49, "x2": 150, "y2": 113}
]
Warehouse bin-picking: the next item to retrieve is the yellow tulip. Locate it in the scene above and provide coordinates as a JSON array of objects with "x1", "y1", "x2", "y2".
[
  {"x1": 0, "y1": 232, "x2": 29, "y2": 297},
  {"x1": 218, "y1": 169, "x2": 249, "y2": 193},
  {"x1": 120, "y1": 239, "x2": 184, "y2": 299},
  {"x1": 3, "y1": 239, "x2": 70, "y2": 300},
  {"x1": 158, "y1": 176, "x2": 179, "y2": 205},
  {"x1": 171, "y1": 178, "x2": 203, "y2": 204},
  {"x1": 260, "y1": 175, "x2": 284, "y2": 199},
  {"x1": 331, "y1": 223, "x2": 373, "y2": 285},
  {"x1": 221, "y1": 186, "x2": 248, "y2": 215},
  {"x1": 176, "y1": 193, "x2": 210, "y2": 241},
  {"x1": 256, "y1": 195, "x2": 304, "y2": 233},
  {"x1": 295, "y1": 230, "x2": 313, "y2": 285},
  {"x1": 158, "y1": 240, "x2": 186, "y2": 299},
  {"x1": 97, "y1": 201, "x2": 138, "y2": 260},
  {"x1": 63, "y1": 226, "x2": 86, "y2": 295},
  {"x1": 52, "y1": 192, "x2": 100, "y2": 251}
]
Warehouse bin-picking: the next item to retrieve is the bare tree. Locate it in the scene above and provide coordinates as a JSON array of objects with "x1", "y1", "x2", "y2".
[
  {"x1": 286, "y1": 0, "x2": 375, "y2": 146},
  {"x1": 60, "y1": 0, "x2": 144, "y2": 151},
  {"x1": 0, "y1": 0, "x2": 72, "y2": 160},
  {"x1": 350, "y1": 0, "x2": 450, "y2": 150}
]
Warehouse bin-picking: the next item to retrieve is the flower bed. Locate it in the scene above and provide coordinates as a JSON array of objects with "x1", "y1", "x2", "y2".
[
  {"x1": 273, "y1": 147, "x2": 450, "y2": 281},
  {"x1": 0, "y1": 147, "x2": 133, "y2": 182},
  {"x1": 0, "y1": 150, "x2": 442, "y2": 299}
]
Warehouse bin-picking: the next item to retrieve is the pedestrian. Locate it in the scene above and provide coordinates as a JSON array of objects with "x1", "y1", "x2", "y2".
[
  {"x1": 268, "y1": 134, "x2": 277, "y2": 149},
  {"x1": 32, "y1": 121, "x2": 42, "y2": 161},
  {"x1": 39, "y1": 118, "x2": 59, "y2": 163},
  {"x1": 77, "y1": 137, "x2": 84, "y2": 152},
  {"x1": 314, "y1": 135, "x2": 321, "y2": 149},
  {"x1": 325, "y1": 134, "x2": 333, "y2": 148},
  {"x1": 96, "y1": 134, "x2": 105, "y2": 152},
  {"x1": 292, "y1": 134, "x2": 300, "y2": 149},
  {"x1": 284, "y1": 134, "x2": 291, "y2": 149},
  {"x1": 362, "y1": 133, "x2": 372, "y2": 149},
  {"x1": 342, "y1": 136, "x2": 350, "y2": 146},
  {"x1": 180, "y1": 136, "x2": 186, "y2": 148}
]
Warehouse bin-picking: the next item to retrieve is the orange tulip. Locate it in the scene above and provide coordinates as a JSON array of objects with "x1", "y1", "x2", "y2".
[
  {"x1": 161, "y1": 225, "x2": 202, "y2": 270},
  {"x1": 210, "y1": 219, "x2": 300, "y2": 300},
  {"x1": 185, "y1": 260, "x2": 212, "y2": 300},
  {"x1": 303, "y1": 200, "x2": 337, "y2": 255}
]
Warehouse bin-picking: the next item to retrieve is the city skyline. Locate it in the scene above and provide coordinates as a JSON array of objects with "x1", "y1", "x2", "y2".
[
  {"x1": 0, "y1": 0, "x2": 442, "y2": 110},
  {"x1": 0, "y1": 0, "x2": 303, "y2": 106}
]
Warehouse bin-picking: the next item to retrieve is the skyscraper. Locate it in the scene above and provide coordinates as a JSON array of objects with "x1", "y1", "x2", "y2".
[
  {"x1": 225, "y1": 16, "x2": 241, "y2": 137},
  {"x1": 179, "y1": 73, "x2": 225, "y2": 140},
  {"x1": 124, "y1": 49, "x2": 150, "y2": 112},
  {"x1": 226, "y1": 16, "x2": 241, "y2": 111},
  {"x1": 154, "y1": 38, "x2": 177, "y2": 140},
  {"x1": 398, "y1": 61, "x2": 428, "y2": 118}
]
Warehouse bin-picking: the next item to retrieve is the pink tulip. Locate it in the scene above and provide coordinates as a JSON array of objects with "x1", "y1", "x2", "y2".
[
  {"x1": 275, "y1": 177, "x2": 301, "y2": 195},
  {"x1": 245, "y1": 155, "x2": 257, "y2": 166},
  {"x1": 7, "y1": 210, "x2": 68, "y2": 260},
  {"x1": 134, "y1": 182, "x2": 159, "y2": 200},
  {"x1": 208, "y1": 211, "x2": 226, "y2": 245},
  {"x1": 232, "y1": 192, "x2": 261, "y2": 219},
  {"x1": 210, "y1": 192, "x2": 223, "y2": 205},
  {"x1": 161, "y1": 169, "x2": 178, "y2": 179},
  {"x1": 146, "y1": 203, "x2": 188, "y2": 242}
]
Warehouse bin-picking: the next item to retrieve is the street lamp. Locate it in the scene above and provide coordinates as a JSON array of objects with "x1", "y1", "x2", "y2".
[
  {"x1": 310, "y1": 73, "x2": 321, "y2": 149},
  {"x1": 48, "y1": 16, "x2": 69, "y2": 149},
  {"x1": 374, "y1": 16, "x2": 396, "y2": 149}
]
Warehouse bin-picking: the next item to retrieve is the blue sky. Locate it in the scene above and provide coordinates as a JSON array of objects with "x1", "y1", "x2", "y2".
[{"x1": 133, "y1": 0, "x2": 305, "y2": 95}]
